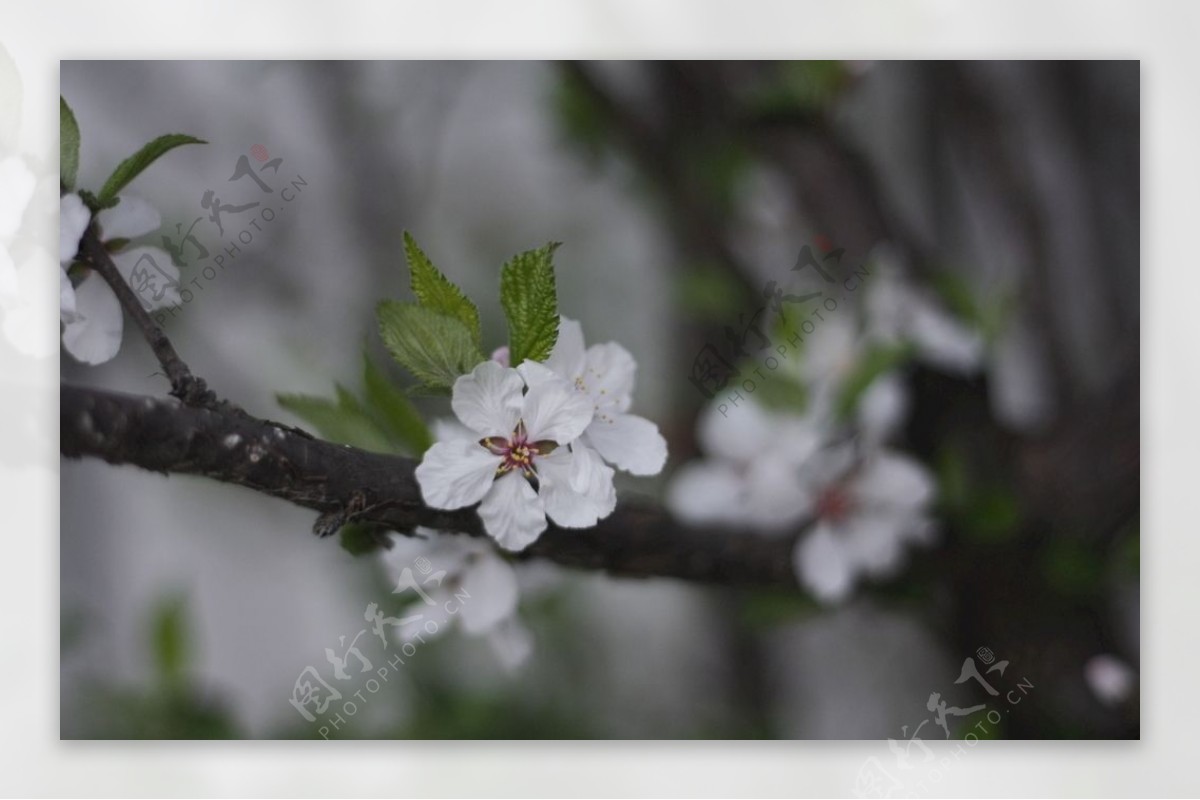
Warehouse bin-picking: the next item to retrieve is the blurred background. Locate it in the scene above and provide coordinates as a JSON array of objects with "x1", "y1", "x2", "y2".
[{"x1": 58, "y1": 61, "x2": 1139, "y2": 740}]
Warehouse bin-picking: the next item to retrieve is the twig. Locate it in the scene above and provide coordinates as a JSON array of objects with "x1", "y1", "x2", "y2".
[
  {"x1": 78, "y1": 224, "x2": 218, "y2": 408},
  {"x1": 61, "y1": 383, "x2": 802, "y2": 588}
]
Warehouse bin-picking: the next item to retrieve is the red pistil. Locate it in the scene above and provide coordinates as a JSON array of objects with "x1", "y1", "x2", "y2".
[
  {"x1": 481, "y1": 420, "x2": 557, "y2": 479},
  {"x1": 815, "y1": 485, "x2": 853, "y2": 523}
]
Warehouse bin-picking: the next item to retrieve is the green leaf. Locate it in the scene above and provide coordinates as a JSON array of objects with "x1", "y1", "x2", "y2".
[
  {"x1": 677, "y1": 262, "x2": 748, "y2": 321},
  {"x1": 60, "y1": 96, "x2": 80, "y2": 191},
  {"x1": 338, "y1": 522, "x2": 395, "y2": 556},
  {"x1": 151, "y1": 594, "x2": 189, "y2": 691},
  {"x1": 499, "y1": 242, "x2": 560, "y2": 365},
  {"x1": 377, "y1": 301, "x2": 486, "y2": 390},
  {"x1": 276, "y1": 390, "x2": 391, "y2": 450},
  {"x1": 98, "y1": 133, "x2": 206, "y2": 203},
  {"x1": 753, "y1": 372, "x2": 809, "y2": 413},
  {"x1": 362, "y1": 352, "x2": 433, "y2": 454},
  {"x1": 404, "y1": 231, "x2": 481, "y2": 345},
  {"x1": 738, "y1": 588, "x2": 817, "y2": 629},
  {"x1": 78, "y1": 188, "x2": 119, "y2": 213}
]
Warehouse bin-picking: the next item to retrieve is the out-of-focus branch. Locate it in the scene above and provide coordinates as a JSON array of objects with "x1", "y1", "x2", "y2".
[{"x1": 61, "y1": 383, "x2": 801, "y2": 587}]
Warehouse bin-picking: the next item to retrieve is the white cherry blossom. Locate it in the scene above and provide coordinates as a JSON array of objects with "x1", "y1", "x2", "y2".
[
  {"x1": 1084, "y1": 654, "x2": 1136, "y2": 707},
  {"x1": 864, "y1": 248, "x2": 985, "y2": 375},
  {"x1": 415, "y1": 359, "x2": 616, "y2": 551},
  {"x1": 791, "y1": 446, "x2": 937, "y2": 604},
  {"x1": 530, "y1": 316, "x2": 667, "y2": 476},
  {"x1": 381, "y1": 531, "x2": 533, "y2": 671},
  {"x1": 0, "y1": 155, "x2": 60, "y2": 357},
  {"x1": 667, "y1": 398, "x2": 825, "y2": 531}
]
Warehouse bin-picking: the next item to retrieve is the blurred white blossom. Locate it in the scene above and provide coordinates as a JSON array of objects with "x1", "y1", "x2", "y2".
[
  {"x1": 59, "y1": 193, "x2": 180, "y2": 365},
  {"x1": 1084, "y1": 654, "x2": 1136, "y2": 707},
  {"x1": 865, "y1": 250, "x2": 985, "y2": 374},
  {"x1": 382, "y1": 531, "x2": 533, "y2": 671},
  {"x1": 668, "y1": 398, "x2": 824, "y2": 530},
  {"x1": 791, "y1": 446, "x2": 937, "y2": 603}
]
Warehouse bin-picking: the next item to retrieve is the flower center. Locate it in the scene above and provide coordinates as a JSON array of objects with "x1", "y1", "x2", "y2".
[
  {"x1": 481, "y1": 420, "x2": 557, "y2": 479},
  {"x1": 815, "y1": 484, "x2": 853, "y2": 523}
]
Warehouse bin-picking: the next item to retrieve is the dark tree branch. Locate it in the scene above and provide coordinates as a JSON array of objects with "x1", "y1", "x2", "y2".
[
  {"x1": 79, "y1": 224, "x2": 219, "y2": 408},
  {"x1": 61, "y1": 383, "x2": 801, "y2": 588}
]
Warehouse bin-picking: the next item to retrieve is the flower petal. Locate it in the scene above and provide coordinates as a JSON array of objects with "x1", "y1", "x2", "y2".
[
  {"x1": 96, "y1": 194, "x2": 162, "y2": 241},
  {"x1": 793, "y1": 522, "x2": 855, "y2": 604},
  {"x1": 840, "y1": 512, "x2": 908, "y2": 577},
  {"x1": 538, "y1": 445, "x2": 616, "y2": 528},
  {"x1": 0, "y1": 155, "x2": 35, "y2": 240},
  {"x1": 59, "y1": 266, "x2": 79, "y2": 321},
  {"x1": 856, "y1": 372, "x2": 908, "y2": 444},
  {"x1": 581, "y1": 341, "x2": 636, "y2": 413},
  {"x1": 396, "y1": 590, "x2": 454, "y2": 644},
  {"x1": 518, "y1": 368, "x2": 593, "y2": 444},
  {"x1": 854, "y1": 451, "x2": 935, "y2": 512},
  {"x1": 414, "y1": 440, "x2": 501, "y2": 510},
  {"x1": 477, "y1": 471, "x2": 547, "y2": 551},
  {"x1": 990, "y1": 316, "x2": 1056, "y2": 432},
  {"x1": 450, "y1": 360, "x2": 524, "y2": 437},
  {"x1": 5, "y1": 246, "x2": 58, "y2": 358},
  {"x1": 431, "y1": 417, "x2": 476, "y2": 444},
  {"x1": 666, "y1": 460, "x2": 744, "y2": 526},
  {"x1": 544, "y1": 315, "x2": 586, "y2": 381},
  {"x1": 800, "y1": 313, "x2": 860, "y2": 385},
  {"x1": 59, "y1": 193, "x2": 90, "y2": 266},
  {"x1": 61, "y1": 272, "x2": 123, "y2": 365},
  {"x1": 487, "y1": 617, "x2": 534, "y2": 671},
  {"x1": 697, "y1": 397, "x2": 776, "y2": 464},
  {"x1": 457, "y1": 550, "x2": 520, "y2": 634},
  {"x1": 583, "y1": 412, "x2": 667, "y2": 476},
  {"x1": 0, "y1": 245, "x2": 17, "y2": 298},
  {"x1": 743, "y1": 453, "x2": 813, "y2": 529},
  {"x1": 515, "y1": 359, "x2": 560, "y2": 391},
  {"x1": 908, "y1": 301, "x2": 984, "y2": 374},
  {"x1": 112, "y1": 246, "x2": 181, "y2": 311}
]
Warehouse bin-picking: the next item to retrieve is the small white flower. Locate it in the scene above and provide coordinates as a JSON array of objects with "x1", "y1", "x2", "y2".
[
  {"x1": 791, "y1": 314, "x2": 909, "y2": 445},
  {"x1": 415, "y1": 360, "x2": 616, "y2": 551},
  {"x1": 0, "y1": 156, "x2": 60, "y2": 358},
  {"x1": 865, "y1": 250, "x2": 984, "y2": 374},
  {"x1": 58, "y1": 193, "x2": 180, "y2": 365},
  {"x1": 791, "y1": 447, "x2": 937, "y2": 604},
  {"x1": 531, "y1": 316, "x2": 668, "y2": 476},
  {"x1": 1084, "y1": 654, "x2": 1136, "y2": 707},
  {"x1": 382, "y1": 532, "x2": 534, "y2": 671},
  {"x1": 667, "y1": 398, "x2": 824, "y2": 530},
  {"x1": 0, "y1": 155, "x2": 35, "y2": 242}
]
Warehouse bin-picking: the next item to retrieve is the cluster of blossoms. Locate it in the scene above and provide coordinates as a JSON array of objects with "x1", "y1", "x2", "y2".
[
  {"x1": 668, "y1": 248, "x2": 983, "y2": 604},
  {"x1": 416, "y1": 317, "x2": 667, "y2": 551},
  {"x1": 403, "y1": 316, "x2": 665, "y2": 666},
  {"x1": 381, "y1": 530, "x2": 536, "y2": 670},
  {"x1": 59, "y1": 192, "x2": 181, "y2": 364}
]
